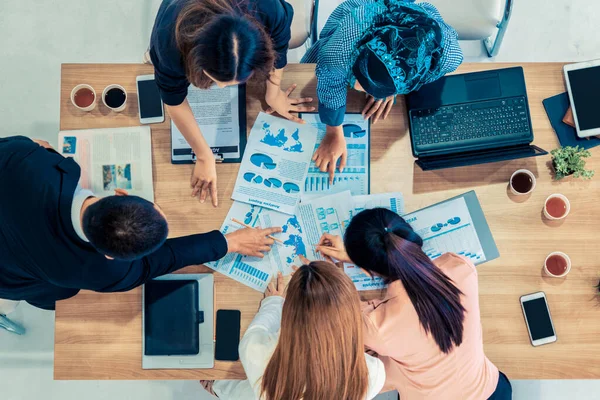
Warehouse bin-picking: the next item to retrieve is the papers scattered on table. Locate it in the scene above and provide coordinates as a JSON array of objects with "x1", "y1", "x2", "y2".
[
  {"x1": 231, "y1": 112, "x2": 318, "y2": 215},
  {"x1": 206, "y1": 201, "x2": 275, "y2": 292},
  {"x1": 58, "y1": 126, "x2": 154, "y2": 201},
  {"x1": 404, "y1": 197, "x2": 486, "y2": 263},
  {"x1": 302, "y1": 113, "x2": 370, "y2": 196}
]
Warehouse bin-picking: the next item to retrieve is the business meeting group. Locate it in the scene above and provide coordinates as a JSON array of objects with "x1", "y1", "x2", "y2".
[{"x1": 1, "y1": 0, "x2": 521, "y2": 399}]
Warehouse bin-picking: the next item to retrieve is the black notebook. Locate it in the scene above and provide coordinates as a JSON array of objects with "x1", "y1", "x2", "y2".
[{"x1": 144, "y1": 280, "x2": 201, "y2": 356}]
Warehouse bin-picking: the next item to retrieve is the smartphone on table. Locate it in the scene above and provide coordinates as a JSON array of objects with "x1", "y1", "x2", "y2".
[
  {"x1": 136, "y1": 74, "x2": 165, "y2": 124},
  {"x1": 215, "y1": 309, "x2": 241, "y2": 361},
  {"x1": 520, "y1": 291, "x2": 557, "y2": 347}
]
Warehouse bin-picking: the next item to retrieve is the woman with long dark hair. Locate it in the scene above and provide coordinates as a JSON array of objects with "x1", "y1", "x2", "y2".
[
  {"x1": 206, "y1": 263, "x2": 385, "y2": 399},
  {"x1": 149, "y1": 0, "x2": 314, "y2": 207},
  {"x1": 317, "y1": 208, "x2": 512, "y2": 400}
]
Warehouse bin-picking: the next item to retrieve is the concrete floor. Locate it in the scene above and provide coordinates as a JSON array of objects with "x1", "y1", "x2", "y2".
[{"x1": 1, "y1": 0, "x2": 599, "y2": 399}]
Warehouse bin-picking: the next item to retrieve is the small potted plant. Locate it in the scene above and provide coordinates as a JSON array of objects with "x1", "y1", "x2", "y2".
[{"x1": 550, "y1": 146, "x2": 594, "y2": 180}]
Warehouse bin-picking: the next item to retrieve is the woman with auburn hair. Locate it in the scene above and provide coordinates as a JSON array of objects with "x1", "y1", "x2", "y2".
[
  {"x1": 317, "y1": 208, "x2": 512, "y2": 400},
  {"x1": 149, "y1": 0, "x2": 314, "y2": 207},
  {"x1": 206, "y1": 262, "x2": 385, "y2": 399}
]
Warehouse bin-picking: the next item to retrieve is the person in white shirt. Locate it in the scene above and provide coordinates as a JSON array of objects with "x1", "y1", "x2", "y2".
[{"x1": 207, "y1": 260, "x2": 386, "y2": 399}]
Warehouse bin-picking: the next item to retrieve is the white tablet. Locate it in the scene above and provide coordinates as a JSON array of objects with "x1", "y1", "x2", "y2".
[{"x1": 564, "y1": 59, "x2": 600, "y2": 138}]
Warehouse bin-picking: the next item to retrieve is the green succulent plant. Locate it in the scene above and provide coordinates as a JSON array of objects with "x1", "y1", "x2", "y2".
[{"x1": 550, "y1": 146, "x2": 594, "y2": 180}]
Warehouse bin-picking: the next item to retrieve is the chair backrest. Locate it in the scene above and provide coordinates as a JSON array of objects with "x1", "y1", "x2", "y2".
[
  {"x1": 425, "y1": 0, "x2": 502, "y2": 40},
  {"x1": 288, "y1": 0, "x2": 315, "y2": 49},
  {"x1": 314, "y1": 0, "x2": 502, "y2": 42}
]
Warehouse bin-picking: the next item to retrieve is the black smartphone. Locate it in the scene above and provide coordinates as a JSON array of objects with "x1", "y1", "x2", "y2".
[
  {"x1": 215, "y1": 309, "x2": 241, "y2": 361},
  {"x1": 136, "y1": 74, "x2": 165, "y2": 124}
]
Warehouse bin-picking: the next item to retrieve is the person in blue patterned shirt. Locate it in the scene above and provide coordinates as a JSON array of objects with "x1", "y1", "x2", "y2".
[{"x1": 302, "y1": 0, "x2": 463, "y2": 181}]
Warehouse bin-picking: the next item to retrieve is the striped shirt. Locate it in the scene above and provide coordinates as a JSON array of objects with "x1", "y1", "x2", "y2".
[{"x1": 301, "y1": 0, "x2": 463, "y2": 126}]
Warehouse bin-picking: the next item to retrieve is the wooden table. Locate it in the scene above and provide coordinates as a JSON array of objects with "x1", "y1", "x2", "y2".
[{"x1": 55, "y1": 63, "x2": 600, "y2": 380}]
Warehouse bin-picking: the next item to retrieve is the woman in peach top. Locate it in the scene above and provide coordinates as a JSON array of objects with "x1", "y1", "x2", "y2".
[{"x1": 317, "y1": 208, "x2": 512, "y2": 400}]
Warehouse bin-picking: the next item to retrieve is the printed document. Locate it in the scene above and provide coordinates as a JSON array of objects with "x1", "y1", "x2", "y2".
[
  {"x1": 58, "y1": 126, "x2": 154, "y2": 201},
  {"x1": 297, "y1": 191, "x2": 354, "y2": 260},
  {"x1": 171, "y1": 85, "x2": 242, "y2": 162},
  {"x1": 259, "y1": 210, "x2": 308, "y2": 275},
  {"x1": 302, "y1": 113, "x2": 370, "y2": 196},
  {"x1": 206, "y1": 201, "x2": 275, "y2": 292},
  {"x1": 232, "y1": 112, "x2": 318, "y2": 215},
  {"x1": 404, "y1": 197, "x2": 486, "y2": 263}
]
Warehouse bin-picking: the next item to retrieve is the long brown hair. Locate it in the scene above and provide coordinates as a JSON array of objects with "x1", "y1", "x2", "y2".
[
  {"x1": 175, "y1": 0, "x2": 276, "y2": 89},
  {"x1": 261, "y1": 261, "x2": 369, "y2": 400}
]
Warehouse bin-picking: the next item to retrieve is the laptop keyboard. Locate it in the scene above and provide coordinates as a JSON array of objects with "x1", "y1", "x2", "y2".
[{"x1": 410, "y1": 96, "x2": 531, "y2": 148}]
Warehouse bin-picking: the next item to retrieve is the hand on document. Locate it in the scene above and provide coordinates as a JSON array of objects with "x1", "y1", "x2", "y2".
[
  {"x1": 225, "y1": 226, "x2": 283, "y2": 258},
  {"x1": 315, "y1": 234, "x2": 351, "y2": 264},
  {"x1": 312, "y1": 125, "x2": 348, "y2": 184},
  {"x1": 191, "y1": 153, "x2": 218, "y2": 207},
  {"x1": 265, "y1": 84, "x2": 315, "y2": 124}
]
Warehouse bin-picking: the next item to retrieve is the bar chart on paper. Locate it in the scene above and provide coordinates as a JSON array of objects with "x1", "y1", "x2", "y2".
[{"x1": 301, "y1": 113, "x2": 370, "y2": 196}]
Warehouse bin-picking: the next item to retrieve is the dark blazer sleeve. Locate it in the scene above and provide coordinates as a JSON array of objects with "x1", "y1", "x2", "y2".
[
  {"x1": 256, "y1": 0, "x2": 293, "y2": 69},
  {"x1": 81, "y1": 230, "x2": 228, "y2": 293},
  {"x1": 0, "y1": 136, "x2": 41, "y2": 170}
]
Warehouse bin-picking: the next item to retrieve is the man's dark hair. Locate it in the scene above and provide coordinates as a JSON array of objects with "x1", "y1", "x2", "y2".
[{"x1": 82, "y1": 195, "x2": 168, "y2": 261}]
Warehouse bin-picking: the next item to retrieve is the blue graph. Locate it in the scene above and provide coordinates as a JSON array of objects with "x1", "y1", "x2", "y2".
[{"x1": 250, "y1": 153, "x2": 277, "y2": 170}]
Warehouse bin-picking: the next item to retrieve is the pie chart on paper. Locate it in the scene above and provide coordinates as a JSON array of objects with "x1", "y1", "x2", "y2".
[
  {"x1": 250, "y1": 153, "x2": 277, "y2": 170},
  {"x1": 283, "y1": 182, "x2": 300, "y2": 194}
]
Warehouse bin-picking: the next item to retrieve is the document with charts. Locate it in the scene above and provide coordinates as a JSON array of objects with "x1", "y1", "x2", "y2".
[
  {"x1": 58, "y1": 126, "x2": 154, "y2": 201},
  {"x1": 404, "y1": 197, "x2": 486, "y2": 263},
  {"x1": 259, "y1": 210, "x2": 308, "y2": 275},
  {"x1": 344, "y1": 193, "x2": 406, "y2": 291},
  {"x1": 297, "y1": 191, "x2": 354, "y2": 260},
  {"x1": 232, "y1": 112, "x2": 318, "y2": 215},
  {"x1": 301, "y1": 113, "x2": 370, "y2": 196},
  {"x1": 206, "y1": 201, "x2": 276, "y2": 292}
]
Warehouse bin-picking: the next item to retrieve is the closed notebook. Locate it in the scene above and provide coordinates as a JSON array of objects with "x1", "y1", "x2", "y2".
[
  {"x1": 144, "y1": 280, "x2": 200, "y2": 356},
  {"x1": 542, "y1": 92, "x2": 600, "y2": 149}
]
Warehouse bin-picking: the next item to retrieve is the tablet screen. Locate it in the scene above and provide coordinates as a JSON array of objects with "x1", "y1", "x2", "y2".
[{"x1": 568, "y1": 66, "x2": 600, "y2": 131}]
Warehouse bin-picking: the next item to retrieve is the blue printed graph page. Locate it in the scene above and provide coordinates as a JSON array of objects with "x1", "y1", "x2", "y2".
[
  {"x1": 404, "y1": 197, "x2": 485, "y2": 263},
  {"x1": 344, "y1": 193, "x2": 406, "y2": 291},
  {"x1": 206, "y1": 201, "x2": 275, "y2": 292},
  {"x1": 259, "y1": 210, "x2": 308, "y2": 275},
  {"x1": 301, "y1": 113, "x2": 369, "y2": 196},
  {"x1": 297, "y1": 191, "x2": 354, "y2": 260},
  {"x1": 231, "y1": 113, "x2": 318, "y2": 215}
]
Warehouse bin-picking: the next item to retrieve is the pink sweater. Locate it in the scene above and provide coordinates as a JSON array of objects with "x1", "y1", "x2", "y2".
[{"x1": 362, "y1": 253, "x2": 499, "y2": 400}]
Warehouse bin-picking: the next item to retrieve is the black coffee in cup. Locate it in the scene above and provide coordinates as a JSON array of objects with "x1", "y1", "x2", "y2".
[{"x1": 104, "y1": 87, "x2": 126, "y2": 109}]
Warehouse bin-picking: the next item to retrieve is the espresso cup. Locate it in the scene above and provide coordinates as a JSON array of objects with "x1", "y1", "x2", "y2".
[
  {"x1": 543, "y1": 194, "x2": 570, "y2": 220},
  {"x1": 509, "y1": 169, "x2": 536, "y2": 195},
  {"x1": 70, "y1": 84, "x2": 96, "y2": 111},
  {"x1": 543, "y1": 251, "x2": 571, "y2": 277},
  {"x1": 102, "y1": 84, "x2": 127, "y2": 112}
]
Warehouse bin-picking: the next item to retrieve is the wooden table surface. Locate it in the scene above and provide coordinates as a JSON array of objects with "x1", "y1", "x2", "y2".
[{"x1": 55, "y1": 63, "x2": 600, "y2": 380}]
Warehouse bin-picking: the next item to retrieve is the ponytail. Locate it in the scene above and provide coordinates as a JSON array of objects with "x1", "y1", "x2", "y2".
[{"x1": 345, "y1": 208, "x2": 465, "y2": 353}]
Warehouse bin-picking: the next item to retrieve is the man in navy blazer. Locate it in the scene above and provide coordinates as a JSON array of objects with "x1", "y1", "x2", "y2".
[{"x1": 0, "y1": 136, "x2": 279, "y2": 310}]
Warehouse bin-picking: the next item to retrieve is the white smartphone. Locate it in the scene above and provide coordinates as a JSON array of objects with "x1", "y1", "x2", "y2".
[
  {"x1": 563, "y1": 59, "x2": 600, "y2": 138},
  {"x1": 520, "y1": 291, "x2": 557, "y2": 347},
  {"x1": 136, "y1": 74, "x2": 165, "y2": 124}
]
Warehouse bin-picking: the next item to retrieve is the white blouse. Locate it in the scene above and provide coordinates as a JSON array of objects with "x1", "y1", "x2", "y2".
[{"x1": 213, "y1": 296, "x2": 386, "y2": 399}]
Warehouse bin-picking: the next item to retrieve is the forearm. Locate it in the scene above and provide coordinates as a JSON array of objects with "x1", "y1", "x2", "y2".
[
  {"x1": 93, "y1": 231, "x2": 228, "y2": 293},
  {"x1": 265, "y1": 68, "x2": 284, "y2": 102},
  {"x1": 166, "y1": 101, "x2": 211, "y2": 156}
]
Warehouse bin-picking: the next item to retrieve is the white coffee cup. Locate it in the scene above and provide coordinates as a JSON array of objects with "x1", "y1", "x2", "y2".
[
  {"x1": 509, "y1": 169, "x2": 536, "y2": 195},
  {"x1": 70, "y1": 84, "x2": 96, "y2": 112},
  {"x1": 543, "y1": 194, "x2": 570, "y2": 220},
  {"x1": 543, "y1": 251, "x2": 571, "y2": 277},
  {"x1": 102, "y1": 84, "x2": 127, "y2": 112}
]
